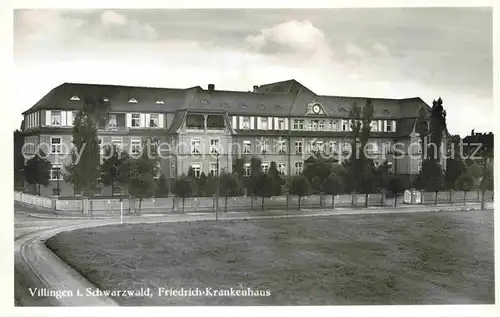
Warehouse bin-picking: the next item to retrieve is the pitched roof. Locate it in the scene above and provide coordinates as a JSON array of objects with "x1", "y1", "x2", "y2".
[{"x1": 22, "y1": 80, "x2": 432, "y2": 121}]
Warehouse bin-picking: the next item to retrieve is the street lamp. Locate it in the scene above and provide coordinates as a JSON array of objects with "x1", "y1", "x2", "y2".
[{"x1": 215, "y1": 152, "x2": 220, "y2": 220}]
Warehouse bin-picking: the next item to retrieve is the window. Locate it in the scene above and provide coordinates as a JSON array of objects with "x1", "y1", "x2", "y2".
[
  {"x1": 72, "y1": 111, "x2": 78, "y2": 125},
  {"x1": 259, "y1": 117, "x2": 268, "y2": 130},
  {"x1": 191, "y1": 139, "x2": 201, "y2": 154},
  {"x1": 369, "y1": 142, "x2": 379, "y2": 153},
  {"x1": 316, "y1": 140, "x2": 324, "y2": 152},
  {"x1": 277, "y1": 138, "x2": 286, "y2": 154},
  {"x1": 309, "y1": 120, "x2": 321, "y2": 131},
  {"x1": 131, "y1": 113, "x2": 141, "y2": 127},
  {"x1": 50, "y1": 137, "x2": 62, "y2": 154},
  {"x1": 243, "y1": 141, "x2": 251, "y2": 154},
  {"x1": 111, "y1": 137, "x2": 122, "y2": 152},
  {"x1": 129, "y1": 98, "x2": 138, "y2": 103},
  {"x1": 149, "y1": 114, "x2": 159, "y2": 128},
  {"x1": 278, "y1": 162, "x2": 286, "y2": 175},
  {"x1": 293, "y1": 119, "x2": 304, "y2": 130},
  {"x1": 319, "y1": 120, "x2": 324, "y2": 131},
  {"x1": 277, "y1": 118, "x2": 285, "y2": 130},
  {"x1": 210, "y1": 162, "x2": 219, "y2": 176},
  {"x1": 295, "y1": 141, "x2": 303, "y2": 154},
  {"x1": 50, "y1": 164, "x2": 62, "y2": 180},
  {"x1": 131, "y1": 138, "x2": 142, "y2": 155},
  {"x1": 417, "y1": 160, "x2": 422, "y2": 171},
  {"x1": 260, "y1": 139, "x2": 268, "y2": 153},
  {"x1": 210, "y1": 139, "x2": 220, "y2": 154},
  {"x1": 308, "y1": 140, "x2": 316, "y2": 153},
  {"x1": 387, "y1": 161, "x2": 393, "y2": 171},
  {"x1": 242, "y1": 117, "x2": 250, "y2": 130},
  {"x1": 342, "y1": 141, "x2": 351, "y2": 152},
  {"x1": 244, "y1": 163, "x2": 251, "y2": 177},
  {"x1": 52, "y1": 188, "x2": 61, "y2": 196},
  {"x1": 103, "y1": 97, "x2": 109, "y2": 102},
  {"x1": 386, "y1": 120, "x2": 393, "y2": 132},
  {"x1": 191, "y1": 163, "x2": 201, "y2": 178},
  {"x1": 329, "y1": 141, "x2": 337, "y2": 154},
  {"x1": 261, "y1": 162, "x2": 270, "y2": 173},
  {"x1": 70, "y1": 96, "x2": 80, "y2": 101},
  {"x1": 294, "y1": 161, "x2": 303, "y2": 175},
  {"x1": 51, "y1": 111, "x2": 61, "y2": 125},
  {"x1": 108, "y1": 114, "x2": 117, "y2": 128},
  {"x1": 98, "y1": 137, "x2": 103, "y2": 155},
  {"x1": 418, "y1": 139, "x2": 422, "y2": 154},
  {"x1": 341, "y1": 120, "x2": 349, "y2": 131},
  {"x1": 330, "y1": 120, "x2": 339, "y2": 131},
  {"x1": 371, "y1": 120, "x2": 378, "y2": 132}
]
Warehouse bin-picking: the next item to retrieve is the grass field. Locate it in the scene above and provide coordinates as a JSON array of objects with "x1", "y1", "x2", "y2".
[{"x1": 45, "y1": 210, "x2": 495, "y2": 305}]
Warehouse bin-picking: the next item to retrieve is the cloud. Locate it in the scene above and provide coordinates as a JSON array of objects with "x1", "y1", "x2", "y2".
[
  {"x1": 345, "y1": 43, "x2": 365, "y2": 57},
  {"x1": 244, "y1": 20, "x2": 331, "y2": 60},
  {"x1": 372, "y1": 42, "x2": 390, "y2": 56},
  {"x1": 100, "y1": 11, "x2": 127, "y2": 26}
]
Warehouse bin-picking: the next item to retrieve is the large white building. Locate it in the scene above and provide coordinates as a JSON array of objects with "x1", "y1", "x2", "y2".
[{"x1": 20, "y1": 79, "x2": 446, "y2": 197}]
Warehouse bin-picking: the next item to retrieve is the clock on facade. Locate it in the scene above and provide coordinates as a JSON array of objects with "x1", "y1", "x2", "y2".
[{"x1": 312, "y1": 104, "x2": 321, "y2": 114}]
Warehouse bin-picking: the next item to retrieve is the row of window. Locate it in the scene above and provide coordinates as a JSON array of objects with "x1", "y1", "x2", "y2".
[
  {"x1": 233, "y1": 116, "x2": 397, "y2": 132},
  {"x1": 68, "y1": 95, "x2": 165, "y2": 105},
  {"x1": 241, "y1": 162, "x2": 303, "y2": 176},
  {"x1": 41, "y1": 111, "x2": 164, "y2": 129}
]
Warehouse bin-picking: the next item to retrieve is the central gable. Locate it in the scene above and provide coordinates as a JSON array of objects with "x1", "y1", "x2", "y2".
[{"x1": 305, "y1": 102, "x2": 327, "y2": 116}]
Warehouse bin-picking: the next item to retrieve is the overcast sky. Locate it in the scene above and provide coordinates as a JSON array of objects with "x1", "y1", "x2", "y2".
[{"x1": 13, "y1": 8, "x2": 492, "y2": 136}]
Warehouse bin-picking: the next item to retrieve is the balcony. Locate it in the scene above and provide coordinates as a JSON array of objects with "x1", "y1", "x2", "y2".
[{"x1": 98, "y1": 125, "x2": 129, "y2": 133}]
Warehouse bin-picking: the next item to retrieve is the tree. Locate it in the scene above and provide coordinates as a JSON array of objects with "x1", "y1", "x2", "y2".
[
  {"x1": 322, "y1": 173, "x2": 343, "y2": 208},
  {"x1": 219, "y1": 172, "x2": 244, "y2": 212},
  {"x1": 444, "y1": 158, "x2": 465, "y2": 190},
  {"x1": 24, "y1": 152, "x2": 51, "y2": 195},
  {"x1": 359, "y1": 168, "x2": 376, "y2": 207},
  {"x1": 173, "y1": 176, "x2": 193, "y2": 213},
  {"x1": 479, "y1": 162, "x2": 493, "y2": 210},
  {"x1": 233, "y1": 158, "x2": 245, "y2": 182},
  {"x1": 254, "y1": 173, "x2": 273, "y2": 211},
  {"x1": 249, "y1": 157, "x2": 263, "y2": 209},
  {"x1": 428, "y1": 98, "x2": 447, "y2": 161},
  {"x1": 268, "y1": 161, "x2": 282, "y2": 197},
  {"x1": 387, "y1": 176, "x2": 405, "y2": 207},
  {"x1": 198, "y1": 172, "x2": 208, "y2": 196},
  {"x1": 65, "y1": 96, "x2": 107, "y2": 197},
  {"x1": 455, "y1": 173, "x2": 475, "y2": 205},
  {"x1": 14, "y1": 130, "x2": 25, "y2": 190},
  {"x1": 204, "y1": 172, "x2": 216, "y2": 197},
  {"x1": 128, "y1": 138, "x2": 159, "y2": 213},
  {"x1": 155, "y1": 174, "x2": 169, "y2": 198},
  {"x1": 289, "y1": 175, "x2": 311, "y2": 209},
  {"x1": 99, "y1": 144, "x2": 121, "y2": 195},
  {"x1": 417, "y1": 159, "x2": 444, "y2": 205},
  {"x1": 311, "y1": 176, "x2": 322, "y2": 194},
  {"x1": 187, "y1": 166, "x2": 199, "y2": 196},
  {"x1": 116, "y1": 151, "x2": 132, "y2": 196},
  {"x1": 375, "y1": 160, "x2": 393, "y2": 192}
]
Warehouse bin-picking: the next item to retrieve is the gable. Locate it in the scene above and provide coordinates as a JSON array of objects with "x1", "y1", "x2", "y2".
[{"x1": 305, "y1": 102, "x2": 327, "y2": 116}]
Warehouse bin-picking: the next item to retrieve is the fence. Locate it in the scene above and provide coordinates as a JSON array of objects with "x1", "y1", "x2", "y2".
[{"x1": 14, "y1": 190, "x2": 494, "y2": 214}]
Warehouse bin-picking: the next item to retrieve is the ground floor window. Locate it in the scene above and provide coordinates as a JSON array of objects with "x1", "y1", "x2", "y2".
[
  {"x1": 191, "y1": 163, "x2": 201, "y2": 178},
  {"x1": 50, "y1": 164, "x2": 62, "y2": 180},
  {"x1": 278, "y1": 162, "x2": 286, "y2": 175},
  {"x1": 243, "y1": 163, "x2": 251, "y2": 177},
  {"x1": 293, "y1": 161, "x2": 303, "y2": 175}
]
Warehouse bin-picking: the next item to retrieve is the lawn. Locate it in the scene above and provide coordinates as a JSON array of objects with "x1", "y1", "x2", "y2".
[{"x1": 45, "y1": 210, "x2": 495, "y2": 305}]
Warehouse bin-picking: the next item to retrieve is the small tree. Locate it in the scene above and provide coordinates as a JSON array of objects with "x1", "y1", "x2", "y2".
[
  {"x1": 455, "y1": 173, "x2": 475, "y2": 205},
  {"x1": 311, "y1": 176, "x2": 322, "y2": 194},
  {"x1": 322, "y1": 173, "x2": 343, "y2": 208},
  {"x1": 198, "y1": 172, "x2": 208, "y2": 196},
  {"x1": 174, "y1": 176, "x2": 193, "y2": 213},
  {"x1": 99, "y1": 144, "x2": 121, "y2": 195},
  {"x1": 204, "y1": 172, "x2": 216, "y2": 197},
  {"x1": 116, "y1": 151, "x2": 132, "y2": 196},
  {"x1": 219, "y1": 172, "x2": 244, "y2": 212},
  {"x1": 268, "y1": 161, "x2": 283, "y2": 197},
  {"x1": 155, "y1": 174, "x2": 169, "y2": 198},
  {"x1": 24, "y1": 152, "x2": 51, "y2": 195},
  {"x1": 479, "y1": 162, "x2": 493, "y2": 210},
  {"x1": 254, "y1": 173, "x2": 272, "y2": 211},
  {"x1": 289, "y1": 175, "x2": 311, "y2": 210},
  {"x1": 359, "y1": 168, "x2": 376, "y2": 208},
  {"x1": 387, "y1": 176, "x2": 405, "y2": 207},
  {"x1": 419, "y1": 159, "x2": 444, "y2": 205},
  {"x1": 128, "y1": 139, "x2": 159, "y2": 213}
]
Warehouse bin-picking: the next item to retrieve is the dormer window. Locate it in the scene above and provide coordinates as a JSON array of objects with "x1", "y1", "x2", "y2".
[
  {"x1": 384, "y1": 109, "x2": 390, "y2": 114},
  {"x1": 103, "y1": 97, "x2": 109, "y2": 102},
  {"x1": 220, "y1": 103, "x2": 228, "y2": 109},
  {"x1": 70, "y1": 96, "x2": 80, "y2": 101},
  {"x1": 201, "y1": 99, "x2": 209, "y2": 104},
  {"x1": 241, "y1": 104, "x2": 248, "y2": 108},
  {"x1": 129, "y1": 98, "x2": 138, "y2": 103},
  {"x1": 156, "y1": 99, "x2": 164, "y2": 104},
  {"x1": 258, "y1": 104, "x2": 265, "y2": 109}
]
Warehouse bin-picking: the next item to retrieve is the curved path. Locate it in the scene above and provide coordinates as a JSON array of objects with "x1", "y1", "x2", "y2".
[{"x1": 14, "y1": 202, "x2": 492, "y2": 306}]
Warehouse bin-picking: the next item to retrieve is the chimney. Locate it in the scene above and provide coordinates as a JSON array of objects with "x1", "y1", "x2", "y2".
[
  {"x1": 253, "y1": 85, "x2": 259, "y2": 93},
  {"x1": 471, "y1": 129, "x2": 475, "y2": 136},
  {"x1": 208, "y1": 84, "x2": 215, "y2": 93}
]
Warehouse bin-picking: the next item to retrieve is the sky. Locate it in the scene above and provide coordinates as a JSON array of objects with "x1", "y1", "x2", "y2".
[{"x1": 13, "y1": 8, "x2": 492, "y2": 137}]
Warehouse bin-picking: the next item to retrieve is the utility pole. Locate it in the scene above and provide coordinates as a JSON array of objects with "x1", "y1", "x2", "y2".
[{"x1": 216, "y1": 152, "x2": 220, "y2": 220}]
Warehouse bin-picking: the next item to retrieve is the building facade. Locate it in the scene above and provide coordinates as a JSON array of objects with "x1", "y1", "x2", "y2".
[{"x1": 20, "y1": 79, "x2": 445, "y2": 197}]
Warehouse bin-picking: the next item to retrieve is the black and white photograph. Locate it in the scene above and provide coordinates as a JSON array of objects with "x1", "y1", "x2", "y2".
[{"x1": 6, "y1": 2, "x2": 496, "y2": 313}]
